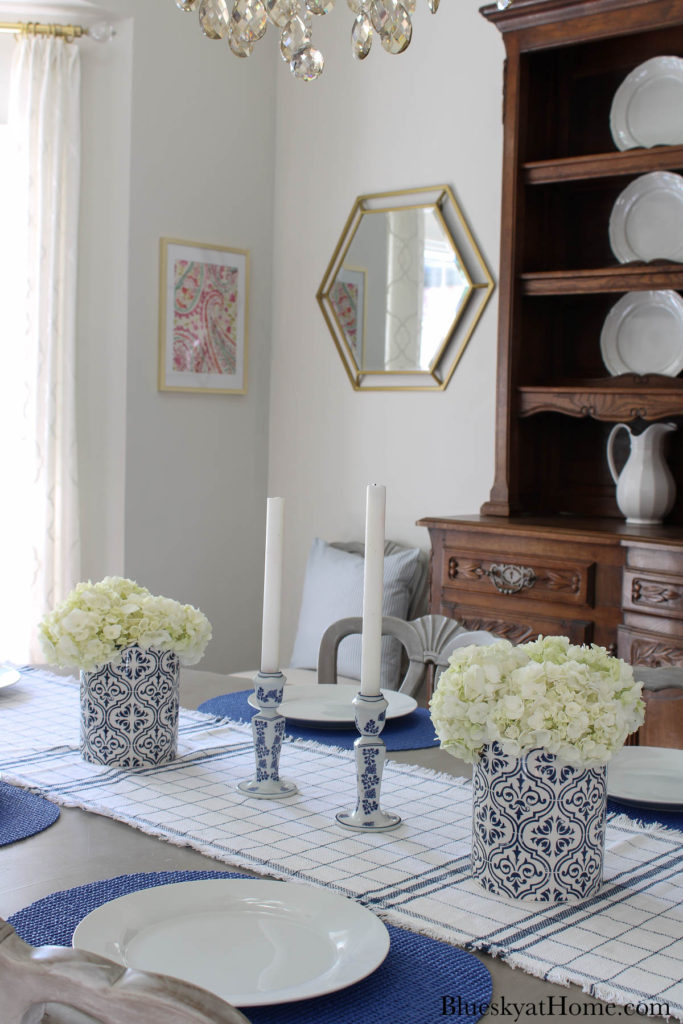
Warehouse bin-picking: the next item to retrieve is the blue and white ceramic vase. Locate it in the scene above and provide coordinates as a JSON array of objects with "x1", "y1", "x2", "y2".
[
  {"x1": 471, "y1": 743, "x2": 606, "y2": 903},
  {"x1": 80, "y1": 645, "x2": 180, "y2": 768}
]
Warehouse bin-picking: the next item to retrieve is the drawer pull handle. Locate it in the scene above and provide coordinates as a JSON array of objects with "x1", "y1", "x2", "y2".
[
  {"x1": 489, "y1": 563, "x2": 537, "y2": 595},
  {"x1": 447, "y1": 557, "x2": 537, "y2": 595}
]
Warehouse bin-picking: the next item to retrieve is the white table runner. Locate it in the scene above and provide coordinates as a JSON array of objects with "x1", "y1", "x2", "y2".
[{"x1": 1, "y1": 668, "x2": 682, "y2": 1018}]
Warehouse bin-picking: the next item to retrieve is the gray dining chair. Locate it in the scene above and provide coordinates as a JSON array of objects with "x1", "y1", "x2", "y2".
[
  {"x1": 317, "y1": 613, "x2": 498, "y2": 698},
  {"x1": 0, "y1": 917, "x2": 250, "y2": 1024}
]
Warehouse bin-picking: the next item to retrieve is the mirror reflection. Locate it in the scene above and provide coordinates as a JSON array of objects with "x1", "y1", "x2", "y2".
[
  {"x1": 329, "y1": 208, "x2": 471, "y2": 373},
  {"x1": 318, "y1": 186, "x2": 494, "y2": 391}
]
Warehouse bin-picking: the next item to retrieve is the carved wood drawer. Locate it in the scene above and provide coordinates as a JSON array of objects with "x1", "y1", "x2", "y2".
[
  {"x1": 441, "y1": 599, "x2": 593, "y2": 646},
  {"x1": 623, "y1": 569, "x2": 683, "y2": 621},
  {"x1": 443, "y1": 548, "x2": 595, "y2": 607},
  {"x1": 618, "y1": 625, "x2": 683, "y2": 668}
]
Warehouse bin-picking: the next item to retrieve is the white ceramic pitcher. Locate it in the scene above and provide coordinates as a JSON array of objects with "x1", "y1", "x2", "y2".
[{"x1": 606, "y1": 421, "x2": 677, "y2": 524}]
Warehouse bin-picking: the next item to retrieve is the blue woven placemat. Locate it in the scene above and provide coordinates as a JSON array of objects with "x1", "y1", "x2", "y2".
[
  {"x1": 9, "y1": 870, "x2": 491, "y2": 1024},
  {"x1": 608, "y1": 798, "x2": 683, "y2": 831},
  {"x1": 197, "y1": 690, "x2": 440, "y2": 751},
  {"x1": 0, "y1": 781, "x2": 59, "y2": 846}
]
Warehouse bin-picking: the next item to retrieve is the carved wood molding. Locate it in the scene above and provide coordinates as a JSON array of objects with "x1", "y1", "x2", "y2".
[
  {"x1": 629, "y1": 639, "x2": 683, "y2": 667},
  {"x1": 632, "y1": 578, "x2": 683, "y2": 606},
  {"x1": 544, "y1": 568, "x2": 581, "y2": 593},
  {"x1": 448, "y1": 557, "x2": 485, "y2": 581},
  {"x1": 518, "y1": 388, "x2": 683, "y2": 421},
  {"x1": 459, "y1": 616, "x2": 536, "y2": 644}
]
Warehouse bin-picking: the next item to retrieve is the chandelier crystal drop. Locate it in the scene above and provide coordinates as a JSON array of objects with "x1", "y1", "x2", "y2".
[
  {"x1": 379, "y1": 4, "x2": 411, "y2": 54},
  {"x1": 280, "y1": 14, "x2": 312, "y2": 60},
  {"x1": 351, "y1": 11, "x2": 372, "y2": 59},
  {"x1": 198, "y1": 0, "x2": 230, "y2": 37},
  {"x1": 307, "y1": 0, "x2": 336, "y2": 15},
  {"x1": 228, "y1": 27, "x2": 254, "y2": 55},
  {"x1": 232, "y1": 0, "x2": 268, "y2": 41},
  {"x1": 176, "y1": 0, "x2": 439, "y2": 80},
  {"x1": 265, "y1": 0, "x2": 296, "y2": 25},
  {"x1": 369, "y1": 0, "x2": 395, "y2": 33},
  {"x1": 290, "y1": 44, "x2": 325, "y2": 78}
]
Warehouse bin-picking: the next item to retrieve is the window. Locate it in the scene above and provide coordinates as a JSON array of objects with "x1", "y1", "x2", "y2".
[{"x1": 0, "y1": 118, "x2": 34, "y2": 661}]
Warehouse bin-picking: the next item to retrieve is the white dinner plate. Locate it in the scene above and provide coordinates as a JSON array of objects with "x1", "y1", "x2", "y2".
[
  {"x1": 248, "y1": 683, "x2": 417, "y2": 726},
  {"x1": 73, "y1": 879, "x2": 390, "y2": 1007},
  {"x1": 600, "y1": 290, "x2": 683, "y2": 376},
  {"x1": 610, "y1": 56, "x2": 683, "y2": 150},
  {"x1": 0, "y1": 668, "x2": 21, "y2": 692},
  {"x1": 609, "y1": 172, "x2": 683, "y2": 264},
  {"x1": 607, "y1": 746, "x2": 683, "y2": 810}
]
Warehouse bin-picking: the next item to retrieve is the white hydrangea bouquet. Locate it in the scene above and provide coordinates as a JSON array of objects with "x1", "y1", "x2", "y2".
[
  {"x1": 39, "y1": 576, "x2": 212, "y2": 673},
  {"x1": 430, "y1": 635, "x2": 645, "y2": 769}
]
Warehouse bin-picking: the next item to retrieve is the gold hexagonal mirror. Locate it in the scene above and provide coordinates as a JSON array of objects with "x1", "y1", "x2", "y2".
[{"x1": 317, "y1": 185, "x2": 494, "y2": 390}]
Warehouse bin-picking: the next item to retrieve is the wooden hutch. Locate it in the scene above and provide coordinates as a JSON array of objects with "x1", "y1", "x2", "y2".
[{"x1": 419, "y1": 0, "x2": 683, "y2": 677}]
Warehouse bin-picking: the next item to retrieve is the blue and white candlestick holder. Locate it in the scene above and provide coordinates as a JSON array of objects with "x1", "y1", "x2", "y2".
[
  {"x1": 237, "y1": 671, "x2": 298, "y2": 799},
  {"x1": 336, "y1": 691, "x2": 401, "y2": 831}
]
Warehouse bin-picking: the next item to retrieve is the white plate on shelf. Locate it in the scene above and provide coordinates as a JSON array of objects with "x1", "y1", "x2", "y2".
[
  {"x1": 0, "y1": 668, "x2": 21, "y2": 692},
  {"x1": 610, "y1": 56, "x2": 683, "y2": 150},
  {"x1": 608, "y1": 172, "x2": 683, "y2": 264},
  {"x1": 607, "y1": 746, "x2": 683, "y2": 810},
  {"x1": 248, "y1": 684, "x2": 417, "y2": 726},
  {"x1": 73, "y1": 879, "x2": 390, "y2": 1007},
  {"x1": 600, "y1": 290, "x2": 683, "y2": 376}
]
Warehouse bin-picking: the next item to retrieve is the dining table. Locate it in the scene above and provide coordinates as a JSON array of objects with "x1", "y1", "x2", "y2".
[{"x1": 0, "y1": 665, "x2": 681, "y2": 1024}]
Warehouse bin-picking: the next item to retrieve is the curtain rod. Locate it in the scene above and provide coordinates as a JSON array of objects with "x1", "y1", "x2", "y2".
[{"x1": 0, "y1": 21, "x2": 87, "y2": 40}]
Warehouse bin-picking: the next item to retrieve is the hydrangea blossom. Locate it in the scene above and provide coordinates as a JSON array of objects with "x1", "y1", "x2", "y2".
[
  {"x1": 39, "y1": 576, "x2": 212, "y2": 672},
  {"x1": 429, "y1": 636, "x2": 644, "y2": 768}
]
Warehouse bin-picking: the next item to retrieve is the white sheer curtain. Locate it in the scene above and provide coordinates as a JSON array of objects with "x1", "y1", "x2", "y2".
[{"x1": 0, "y1": 36, "x2": 81, "y2": 663}]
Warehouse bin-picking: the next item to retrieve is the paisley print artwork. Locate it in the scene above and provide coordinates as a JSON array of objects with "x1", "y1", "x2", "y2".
[
  {"x1": 330, "y1": 280, "x2": 360, "y2": 358},
  {"x1": 173, "y1": 258, "x2": 239, "y2": 375}
]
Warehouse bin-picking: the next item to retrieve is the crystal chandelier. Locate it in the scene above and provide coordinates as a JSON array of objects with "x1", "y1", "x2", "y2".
[{"x1": 176, "y1": 0, "x2": 439, "y2": 82}]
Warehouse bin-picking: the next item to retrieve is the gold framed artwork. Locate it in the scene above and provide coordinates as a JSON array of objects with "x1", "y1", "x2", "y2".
[
  {"x1": 158, "y1": 238, "x2": 249, "y2": 394},
  {"x1": 329, "y1": 265, "x2": 366, "y2": 368}
]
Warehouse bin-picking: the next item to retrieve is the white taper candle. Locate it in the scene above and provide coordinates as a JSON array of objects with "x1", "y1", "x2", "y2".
[
  {"x1": 360, "y1": 484, "x2": 385, "y2": 696},
  {"x1": 260, "y1": 497, "x2": 284, "y2": 674}
]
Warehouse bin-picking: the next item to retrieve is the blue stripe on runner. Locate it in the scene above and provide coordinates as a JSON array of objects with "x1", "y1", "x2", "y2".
[
  {"x1": 480, "y1": 848, "x2": 683, "y2": 949},
  {"x1": 363, "y1": 857, "x2": 472, "y2": 904},
  {"x1": 32, "y1": 744, "x2": 255, "y2": 795}
]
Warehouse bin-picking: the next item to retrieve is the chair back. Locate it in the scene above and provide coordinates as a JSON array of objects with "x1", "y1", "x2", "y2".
[
  {"x1": 318, "y1": 616, "x2": 427, "y2": 696},
  {"x1": 632, "y1": 666, "x2": 683, "y2": 749},
  {"x1": 317, "y1": 613, "x2": 499, "y2": 698}
]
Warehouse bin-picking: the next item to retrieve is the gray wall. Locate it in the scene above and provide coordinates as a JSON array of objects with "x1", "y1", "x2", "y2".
[
  {"x1": 267, "y1": 1, "x2": 504, "y2": 662},
  {"x1": 1, "y1": 0, "x2": 504, "y2": 674}
]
